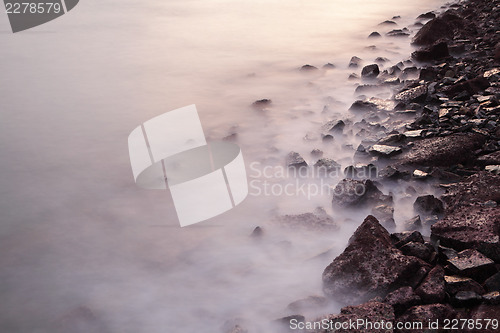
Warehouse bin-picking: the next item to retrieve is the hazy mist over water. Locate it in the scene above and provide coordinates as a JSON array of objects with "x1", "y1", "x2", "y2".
[{"x1": 0, "y1": 0, "x2": 448, "y2": 332}]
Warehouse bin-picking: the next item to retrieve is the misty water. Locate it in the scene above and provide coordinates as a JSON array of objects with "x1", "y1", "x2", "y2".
[{"x1": 0, "y1": 0, "x2": 449, "y2": 332}]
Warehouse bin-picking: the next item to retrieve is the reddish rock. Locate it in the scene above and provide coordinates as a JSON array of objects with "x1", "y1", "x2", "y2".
[
  {"x1": 396, "y1": 304, "x2": 458, "y2": 333},
  {"x1": 413, "y1": 195, "x2": 444, "y2": 216},
  {"x1": 322, "y1": 216, "x2": 430, "y2": 304},
  {"x1": 444, "y1": 76, "x2": 490, "y2": 98},
  {"x1": 331, "y1": 179, "x2": 392, "y2": 209},
  {"x1": 412, "y1": 41, "x2": 450, "y2": 62},
  {"x1": 412, "y1": 17, "x2": 454, "y2": 46},
  {"x1": 415, "y1": 266, "x2": 446, "y2": 304},
  {"x1": 447, "y1": 249, "x2": 496, "y2": 282},
  {"x1": 444, "y1": 275, "x2": 485, "y2": 296},
  {"x1": 384, "y1": 286, "x2": 421, "y2": 316},
  {"x1": 462, "y1": 305, "x2": 500, "y2": 333}
]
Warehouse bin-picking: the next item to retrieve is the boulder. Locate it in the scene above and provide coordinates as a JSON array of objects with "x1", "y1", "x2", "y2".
[
  {"x1": 332, "y1": 179, "x2": 392, "y2": 208},
  {"x1": 447, "y1": 249, "x2": 496, "y2": 282},
  {"x1": 431, "y1": 206, "x2": 500, "y2": 262},
  {"x1": 412, "y1": 12, "x2": 463, "y2": 46},
  {"x1": 322, "y1": 216, "x2": 430, "y2": 304},
  {"x1": 484, "y1": 272, "x2": 500, "y2": 292},
  {"x1": 398, "y1": 133, "x2": 486, "y2": 167},
  {"x1": 415, "y1": 266, "x2": 446, "y2": 304},
  {"x1": 369, "y1": 145, "x2": 403, "y2": 157},
  {"x1": 361, "y1": 64, "x2": 380, "y2": 79},
  {"x1": 445, "y1": 275, "x2": 485, "y2": 296},
  {"x1": 384, "y1": 286, "x2": 421, "y2": 316},
  {"x1": 412, "y1": 41, "x2": 450, "y2": 62},
  {"x1": 394, "y1": 85, "x2": 427, "y2": 103},
  {"x1": 286, "y1": 151, "x2": 307, "y2": 168},
  {"x1": 315, "y1": 158, "x2": 341, "y2": 173},
  {"x1": 413, "y1": 195, "x2": 444, "y2": 216}
]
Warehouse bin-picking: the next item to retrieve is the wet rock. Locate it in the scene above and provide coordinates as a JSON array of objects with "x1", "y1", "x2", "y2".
[
  {"x1": 440, "y1": 172, "x2": 500, "y2": 210},
  {"x1": 322, "y1": 216, "x2": 429, "y2": 304},
  {"x1": 412, "y1": 41, "x2": 450, "y2": 62},
  {"x1": 276, "y1": 211, "x2": 338, "y2": 231},
  {"x1": 349, "y1": 56, "x2": 363, "y2": 68},
  {"x1": 445, "y1": 275, "x2": 485, "y2": 296},
  {"x1": 404, "y1": 215, "x2": 422, "y2": 231},
  {"x1": 300, "y1": 64, "x2": 318, "y2": 71},
  {"x1": 368, "y1": 31, "x2": 381, "y2": 38},
  {"x1": 400, "y1": 242, "x2": 434, "y2": 263},
  {"x1": 447, "y1": 249, "x2": 496, "y2": 282},
  {"x1": 451, "y1": 291, "x2": 482, "y2": 307},
  {"x1": 287, "y1": 296, "x2": 328, "y2": 313},
  {"x1": 384, "y1": 286, "x2": 421, "y2": 316},
  {"x1": 415, "y1": 265, "x2": 446, "y2": 304},
  {"x1": 369, "y1": 144, "x2": 402, "y2": 157},
  {"x1": 414, "y1": 195, "x2": 444, "y2": 216},
  {"x1": 412, "y1": 12, "x2": 463, "y2": 46},
  {"x1": 332, "y1": 179, "x2": 392, "y2": 208},
  {"x1": 431, "y1": 206, "x2": 500, "y2": 262},
  {"x1": 316, "y1": 300, "x2": 395, "y2": 333},
  {"x1": 394, "y1": 85, "x2": 427, "y2": 103},
  {"x1": 286, "y1": 151, "x2": 307, "y2": 168},
  {"x1": 398, "y1": 133, "x2": 486, "y2": 167},
  {"x1": 396, "y1": 304, "x2": 458, "y2": 332},
  {"x1": 361, "y1": 64, "x2": 380, "y2": 79},
  {"x1": 314, "y1": 158, "x2": 341, "y2": 173},
  {"x1": 484, "y1": 272, "x2": 500, "y2": 292}
]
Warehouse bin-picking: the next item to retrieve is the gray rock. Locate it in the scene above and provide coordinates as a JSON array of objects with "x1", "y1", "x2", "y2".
[
  {"x1": 369, "y1": 144, "x2": 402, "y2": 157},
  {"x1": 314, "y1": 158, "x2": 341, "y2": 173},
  {"x1": 286, "y1": 151, "x2": 307, "y2": 168},
  {"x1": 400, "y1": 242, "x2": 434, "y2": 262},
  {"x1": 332, "y1": 179, "x2": 392, "y2": 208},
  {"x1": 394, "y1": 85, "x2": 427, "y2": 103}
]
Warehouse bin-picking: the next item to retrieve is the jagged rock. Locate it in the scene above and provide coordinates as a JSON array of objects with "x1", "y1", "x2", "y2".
[
  {"x1": 484, "y1": 272, "x2": 500, "y2": 292},
  {"x1": 412, "y1": 41, "x2": 450, "y2": 62},
  {"x1": 396, "y1": 304, "x2": 458, "y2": 332},
  {"x1": 368, "y1": 31, "x2": 381, "y2": 38},
  {"x1": 398, "y1": 133, "x2": 486, "y2": 167},
  {"x1": 444, "y1": 76, "x2": 490, "y2": 98},
  {"x1": 332, "y1": 179, "x2": 392, "y2": 208},
  {"x1": 349, "y1": 56, "x2": 363, "y2": 68},
  {"x1": 413, "y1": 195, "x2": 444, "y2": 216},
  {"x1": 447, "y1": 249, "x2": 496, "y2": 282},
  {"x1": 391, "y1": 231, "x2": 425, "y2": 248},
  {"x1": 483, "y1": 291, "x2": 500, "y2": 305},
  {"x1": 286, "y1": 151, "x2": 307, "y2": 168},
  {"x1": 400, "y1": 242, "x2": 434, "y2": 262},
  {"x1": 431, "y1": 206, "x2": 500, "y2": 262},
  {"x1": 394, "y1": 85, "x2": 427, "y2": 103},
  {"x1": 462, "y1": 305, "x2": 500, "y2": 333},
  {"x1": 486, "y1": 165, "x2": 500, "y2": 174},
  {"x1": 371, "y1": 204, "x2": 396, "y2": 229},
  {"x1": 415, "y1": 266, "x2": 446, "y2": 304},
  {"x1": 349, "y1": 100, "x2": 378, "y2": 112},
  {"x1": 361, "y1": 64, "x2": 380, "y2": 79},
  {"x1": 369, "y1": 144, "x2": 402, "y2": 157},
  {"x1": 314, "y1": 158, "x2": 341, "y2": 173},
  {"x1": 344, "y1": 163, "x2": 378, "y2": 179},
  {"x1": 322, "y1": 216, "x2": 430, "y2": 304},
  {"x1": 322, "y1": 119, "x2": 345, "y2": 133},
  {"x1": 451, "y1": 291, "x2": 482, "y2": 307},
  {"x1": 413, "y1": 169, "x2": 430, "y2": 179},
  {"x1": 313, "y1": 300, "x2": 395, "y2": 333},
  {"x1": 384, "y1": 286, "x2": 421, "y2": 316},
  {"x1": 444, "y1": 275, "x2": 485, "y2": 296},
  {"x1": 412, "y1": 12, "x2": 463, "y2": 45}
]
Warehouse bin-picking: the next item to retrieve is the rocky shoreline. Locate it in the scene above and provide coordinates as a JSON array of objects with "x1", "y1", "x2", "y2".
[{"x1": 227, "y1": 0, "x2": 500, "y2": 332}]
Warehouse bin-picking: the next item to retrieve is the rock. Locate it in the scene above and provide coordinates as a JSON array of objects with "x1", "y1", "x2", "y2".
[
  {"x1": 400, "y1": 242, "x2": 434, "y2": 262},
  {"x1": 412, "y1": 13, "x2": 463, "y2": 46},
  {"x1": 392, "y1": 230, "x2": 425, "y2": 247},
  {"x1": 276, "y1": 211, "x2": 338, "y2": 231},
  {"x1": 349, "y1": 100, "x2": 378, "y2": 112},
  {"x1": 323, "y1": 63, "x2": 336, "y2": 69},
  {"x1": 444, "y1": 275, "x2": 485, "y2": 296},
  {"x1": 483, "y1": 291, "x2": 500, "y2": 305},
  {"x1": 414, "y1": 195, "x2": 444, "y2": 216},
  {"x1": 396, "y1": 304, "x2": 458, "y2": 333},
  {"x1": 417, "y1": 12, "x2": 436, "y2": 20},
  {"x1": 300, "y1": 64, "x2": 318, "y2": 71},
  {"x1": 484, "y1": 272, "x2": 500, "y2": 292},
  {"x1": 344, "y1": 163, "x2": 378, "y2": 179},
  {"x1": 371, "y1": 204, "x2": 396, "y2": 229},
  {"x1": 447, "y1": 249, "x2": 496, "y2": 282},
  {"x1": 310, "y1": 149, "x2": 323, "y2": 158},
  {"x1": 415, "y1": 265, "x2": 446, "y2": 304},
  {"x1": 444, "y1": 76, "x2": 490, "y2": 98},
  {"x1": 251, "y1": 226, "x2": 263, "y2": 238},
  {"x1": 462, "y1": 305, "x2": 500, "y2": 333},
  {"x1": 387, "y1": 29, "x2": 410, "y2": 37},
  {"x1": 272, "y1": 315, "x2": 304, "y2": 331},
  {"x1": 403, "y1": 216, "x2": 422, "y2": 231},
  {"x1": 384, "y1": 286, "x2": 421, "y2": 316},
  {"x1": 286, "y1": 151, "x2": 307, "y2": 168},
  {"x1": 486, "y1": 165, "x2": 500, "y2": 174},
  {"x1": 361, "y1": 64, "x2": 380, "y2": 79},
  {"x1": 314, "y1": 158, "x2": 341, "y2": 173},
  {"x1": 440, "y1": 172, "x2": 500, "y2": 211},
  {"x1": 369, "y1": 144, "x2": 402, "y2": 157},
  {"x1": 419, "y1": 67, "x2": 439, "y2": 81},
  {"x1": 412, "y1": 41, "x2": 450, "y2": 62},
  {"x1": 368, "y1": 31, "x2": 381, "y2": 38},
  {"x1": 322, "y1": 216, "x2": 429, "y2": 304},
  {"x1": 394, "y1": 85, "x2": 427, "y2": 103},
  {"x1": 398, "y1": 133, "x2": 486, "y2": 167},
  {"x1": 413, "y1": 169, "x2": 430, "y2": 179},
  {"x1": 379, "y1": 20, "x2": 397, "y2": 26},
  {"x1": 286, "y1": 296, "x2": 328, "y2": 313},
  {"x1": 316, "y1": 300, "x2": 395, "y2": 333},
  {"x1": 252, "y1": 99, "x2": 272, "y2": 108},
  {"x1": 349, "y1": 56, "x2": 362, "y2": 68},
  {"x1": 322, "y1": 120, "x2": 345, "y2": 133},
  {"x1": 451, "y1": 291, "x2": 482, "y2": 307},
  {"x1": 495, "y1": 43, "x2": 500, "y2": 63},
  {"x1": 332, "y1": 179, "x2": 392, "y2": 208},
  {"x1": 431, "y1": 206, "x2": 500, "y2": 261}
]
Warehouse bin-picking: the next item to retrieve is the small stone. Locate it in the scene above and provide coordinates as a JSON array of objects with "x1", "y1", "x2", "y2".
[
  {"x1": 322, "y1": 120, "x2": 345, "y2": 133},
  {"x1": 484, "y1": 272, "x2": 500, "y2": 292},
  {"x1": 323, "y1": 63, "x2": 336, "y2": 69},
  {"x1": 404, "y1": 215, "x2": 422, "y2": 231},
  {"x1": 361, "y1": 64, "x2": 380, "y2": 79},
  {"x1": 369, "y1": 144, "x2": 402, "y2": 157},
  {"x1": 413, "y1": 169, "x2": 430, "y2": 179},
  {"x1": 484, "y1": 68, "x2": 500, "y2": 78},
  {"x1": 310, "y1": 149, "x2": 323, "y2": 158},
  {"x1": 485, "y1": 165, "x2": 500, "y2": 174},
  {"x1": 395, "y1": 85, "x2": 427, "y2": 103},
  {"x1": 384, "y1": 286, "x2": 421, "y2": 315},
  {"x1": 400, "y1": 241, "x2": 434, "y2": 262},
  {"x1": 404, "y1": 130, "x2": 425, "y2": 138},
  {"x1": 300, "y1": 64, "x2": 318, "y2": 71},
  {"x1": 391, "y1": 230, "x2": 425, "y2": 248},
  {"x1": 252, "y1": 99, "x2": 272, "y2": 108},
  {"x1": 286, "y1": 152, "x2": 308, "y2": 168},
  {"x1": 415, "y1": 265, "x2": 446, "y2": 303},
  {"x1": 387, "y1": 29, "x2": 410, "y2": 37},
  {"x1": 349, "y1": 56, "x2": 363, "y2": 68},
  {"x1": 315, "y1": 158, "x2": 341, "y2": 173},
  {"x1": 368, "y1": 32, "x2": 381, "y2": 38},
  {"x1": 251, "y1": 226, "x2": 263, "y2": 238}
]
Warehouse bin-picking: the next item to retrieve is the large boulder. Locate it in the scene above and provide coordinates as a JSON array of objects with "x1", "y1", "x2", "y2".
[
  {"x1": 332, "y1": 179, "x2": 392, "y2": 209},
  {"x1": 412, "y1": 41, "x2": 449, "y2": 62},
  {"x1": 397, "y1": 133, "x2": 486, "y2": 167},
  {"x1": 322, "y1": 216, "x2": 430, "y2": 304},
  {"x1": 415, "y1": 266, "x2": 446, "y2": 304},
  {"x1": 431, "y1": 206, "x2": 500, "y2": 262},
  {"x1": 412, "y1": 11, "x2": 464, "y2": 46}
]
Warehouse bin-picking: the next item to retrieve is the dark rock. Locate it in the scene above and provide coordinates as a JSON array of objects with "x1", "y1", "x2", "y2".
[
  {"x1": 322, "y1": 216, "x2": 430, "y2": 304},
  {"x1": 495, "y1": 43, "x2": 500, "y2": 63},
  {"x1": 412, "y1": 41, "x2": 450, "y2": 62},
  {"x1": 462, "y1": 305, "x2": 500, "y2": 333},
  {"x1": 398, "y1": 133, "x2": 486, "y2": 167},
  {"x1": 451, "y1": 291, "x2": 482, "y2": 307},
  {"x1": 414, "y1": 195, "x2": 444, "y2": 216},
  {"x1": 349, "y1": 100, "x2": 378, "y2": 112},
  {"x1": 415, "y1": 265, "x2": 446, "y2": 304},
  {"x1": 323, "y1": 63, "x2": 335, "y2": 69},
  {"x1": 483, "y1": 291, "x2": 500, "y2": 305},
  {"x1": 447, "y1": 249, "x2": 496, "y2": 282},
  {"x1": 477, "y1": 151, "x2": 500, "y2": 166},
  {"x1": 332, "y1": 179, "x2": 392, "y2": 208},
  {"x1": 286, "y1": 151, "x2": 307, "y2": 168},
  {"x1": 287, "y1": 296, "x2": 328, "y2": 313},
  {"x1": 314, "y1": 158, "x2": 341, "y2": 173},
  {"x1": 379, "y1": 20, "x2": 397, "y2": 26},
  {"x1": 368, "y1": 31, "x2": 381, "y2": 38},
  {"x1": 387, "y1": 29, "x2": 410, "y2": 37},
  {"x1": 392, "y1": 231, "x2": 425, "y2": 248},
  {"x1": 445, "y1": 275, "x2": 485, "y2": 296},
  {"x1": 417, "y1": 12, "x2": 436, "y2": 20},
  {"x1": 396, "y1": 304, "x2": 458, "y2": 332},
  {"x1": 412, "y1": 12, "x2": 463, "y2": 46},
  {"x1": 361, "y1": 64, "x2": 380, "y2": 79},
  {"x1": 444, "y1": 76, "x2": 490, "y2": 98},
  {"x1": 349, "y1": 56, "x2": 362, "y2": 68},
  {"x1": 371, "y1": 204, "x2": 396, "y2": 229},
  {"x1": 394, "y1": 85, "x2": 427, "y2": 103},
  {"x1": 400, "y1": 242, "x2": 434, "y2": 262},
  {"x1": 252, "y1": 99, "x2": 272, "y2": 108},
  {"x1": 384, "y1": 286, "x2": 421, "y2": 316},
  {"x1": 317, "y1": 300, "x2": 395, "y2": 333},
  {"x1": 322, "y1": 120, "x2": 345, "y2": 133},
  {"x1": 484, "y1": 272, "x2": 500, "y2": 292},
  {"x1": 404, "y1": 215, "x2": 422, "y2": 231},
  {"x1": 251, "y1": 226, "x2": 263, "y2": 238},
  {"x1": 419, "y1": 67, "x2": 439, "y2": 81},
  {"x1": 431, "y1": 206, "x2": 500, "y2": 262},
  {"x1": 300, "y1": 64, "x2": 318, "y2": 71},
  {"x1": 344, "y1": 163, "x2": 378, "y2": 179}
]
